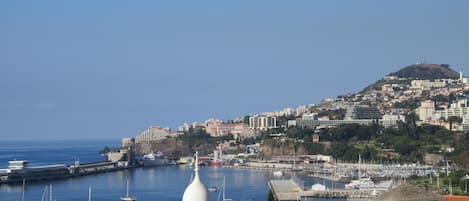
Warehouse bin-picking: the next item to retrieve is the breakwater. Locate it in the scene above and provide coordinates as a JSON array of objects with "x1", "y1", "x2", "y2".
[{"x1": 0, "y1": 161, "x2": 132, "y2": 185}]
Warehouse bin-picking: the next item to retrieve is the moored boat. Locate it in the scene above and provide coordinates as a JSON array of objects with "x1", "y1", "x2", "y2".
[{"x1": 142, "y1": 151, "x2": 168, "y2": 167}]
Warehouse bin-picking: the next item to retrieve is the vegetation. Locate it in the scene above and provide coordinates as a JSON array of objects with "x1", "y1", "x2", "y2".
[
  {"x1": 388, "y1": 64, "x2": 459, "y2": 80},
  {"x1": 408, "y1": 170, "x2": 469, "y2": 196},
  {"x1": 257, "y1": 111, "x2": 469, "y2": 166}
]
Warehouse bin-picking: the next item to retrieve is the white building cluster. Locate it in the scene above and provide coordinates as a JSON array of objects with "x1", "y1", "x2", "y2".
[
  {"x1": 135, "y1": 126, "x2": 171, "y2": 143},
  {"x1": 249, "y1": 115, "x2": 277, "y2": 130}
]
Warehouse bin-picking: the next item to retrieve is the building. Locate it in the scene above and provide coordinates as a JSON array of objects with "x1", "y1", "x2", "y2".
[
  {"x1": 296, "y1": 105, "x2": 309, "y2": 116},
  {"x1": 302, "y1": 113, "x2": 318, "y2": 120},
  {"x1": 230, "y1": 123, "x2": 259, "y2": 139},
  {"x1": 135, "y1": 126, "x2": 171, "y2": 143},
  {"x1": 435, "y1": 99, "x2": 469, "y2": 120},
  {"x1": 351, "y1": 105, "x2": 382, "y2": 119},
  {"x1": 121, "y1": 138, "x2": 135, "y2": 147},
  {"x1": 296, "y1": 118, "x2": 400, "y2": 129},
  {"x1": 417, "y1": 100, "x2": 435, "y2": 121},
  {"x1": 178, "y1": 123, "x2": 190, "y2": 132},
  {"x1": 249, "y1": 115, "x2": 277, "y2": 130},
  {"x1": 410, "y1": 80, "x2": 446, "y2": 90}
]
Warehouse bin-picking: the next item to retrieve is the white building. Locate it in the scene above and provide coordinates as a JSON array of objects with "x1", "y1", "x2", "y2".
[
  {"x1": 249, "y1": 115, "x2": 277, "y2": 130},
  {"x1": 417, "y1": 100, "x2": 435, "y2": 122},
  {"x1": 121, "y1": 138, "x2": 134, "y2": 147},
  {"x1": 178, "y1": 123, "x2": 190, "y2": 132},
  {"x1": 302, "y1": 113, "x2": 318, "y2": 120},
  {"x1": 410, "y1": 80, "x2": 446, "y2": 90},
  {"x1": 135, "y1": 126, "x2": 171, "y2": 143},
  {"x1": 436, "y1": 99, "x2": 469, "y2": 120},
  {"x1": 296, "y1": 105, "x2": 309, "y2": 116}
]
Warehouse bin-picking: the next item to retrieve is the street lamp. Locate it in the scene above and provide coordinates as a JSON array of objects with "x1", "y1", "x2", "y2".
[{"x1": 462, "y1": 174, "x2": 469, "y2": 193}]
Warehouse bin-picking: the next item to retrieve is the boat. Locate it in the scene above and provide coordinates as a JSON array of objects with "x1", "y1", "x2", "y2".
[
  {"x1": 345, "y1": 155, "x2": 375, "y2": 190},
  {"x1": 142, "y1": 151, "x2": 168, "y2": 167},
  {"x1": 208, "y1": 186, "x2": 219, "y2": 192},
  {"x1": 120, "y1": 179, "x2": 136, "y2": 201},
  {"x1": 273, "y1": 170, "x2": 283, "y2": 177},
  {"x1": 168, "y1": 160, "x2": 179, "y2": 165},
  {"x1": 216, "y1": 176, "x2": 233, "y2": 201},
  {"x1": 41, "y1": 184, "x2": 54, "y2": 201},
  {"x1": 345, "y1": 177, "x2": 375, "y2": 189},
  {"x1": 311, "y1": 183, "x2": 326, "y2": 191}
]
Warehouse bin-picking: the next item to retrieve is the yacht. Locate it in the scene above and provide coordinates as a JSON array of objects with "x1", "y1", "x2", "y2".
[
  {"x1": 273, "y1": 170, "x2": 283, "y2": 177},
  {"x1": 345, "y1": 177, "x2": 375, "y2": 189},
  {"x1": 142, "y1": 151, "x2": 168, "y2": 167}
]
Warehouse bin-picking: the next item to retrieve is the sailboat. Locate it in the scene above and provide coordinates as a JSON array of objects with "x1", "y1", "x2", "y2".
[
  {"x1": 120, "y1": 179, "x2": 136, "y2": 201},
  {"x1": 40, "y1": 184, "x2": 54, "y2": 201},
  {"x1": 216, "y1": 176, "x2": 233, "y2": 201}
]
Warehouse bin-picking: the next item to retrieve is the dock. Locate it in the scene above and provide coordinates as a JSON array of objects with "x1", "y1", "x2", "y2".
[
  {"x1": 268, "y1": 179, "x2": 378, "y2": 201},
  {"x1": 0, "y1": 160, "x2": 133, "y2": 185}
]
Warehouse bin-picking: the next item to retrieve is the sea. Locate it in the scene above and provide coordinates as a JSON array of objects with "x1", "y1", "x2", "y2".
[{"x1": 0, "y1": 140, "x2": 345, "y2": 201}]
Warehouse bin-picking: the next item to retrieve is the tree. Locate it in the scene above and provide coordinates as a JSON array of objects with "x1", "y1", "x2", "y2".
[{"x1": 448, "y1": 116, "x2": 463, "y2": 130}]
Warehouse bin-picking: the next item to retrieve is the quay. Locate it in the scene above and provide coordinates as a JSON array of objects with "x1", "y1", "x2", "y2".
[
  {"x1": 0, "y1": 160, "x2": 133, "y2": 185},
  {"x1": 268, "y1": 179, "x2": 378, "y2": 201}
]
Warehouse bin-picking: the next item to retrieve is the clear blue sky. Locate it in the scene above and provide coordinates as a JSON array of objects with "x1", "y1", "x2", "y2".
[{"x1": 1, "y1": 1, "x2": 469, "y2": 140}]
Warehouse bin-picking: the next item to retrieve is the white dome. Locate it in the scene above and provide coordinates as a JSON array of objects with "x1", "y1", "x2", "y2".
[
  {"x1": 182, "y1": 151, "x2": 210, "y2": 201},
  {"x1": 182, "y1": 173, "x2": 210, "y2": 201}
]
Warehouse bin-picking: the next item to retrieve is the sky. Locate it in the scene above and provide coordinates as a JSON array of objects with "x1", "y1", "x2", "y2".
[{"x1": 1, "y1": 1, "x2": 469, "y2": 140}]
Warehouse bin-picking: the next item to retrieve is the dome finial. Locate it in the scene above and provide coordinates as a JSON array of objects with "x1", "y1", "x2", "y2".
[{"x1": 194, "y1": 151, "x2": 199, "y2": 172}]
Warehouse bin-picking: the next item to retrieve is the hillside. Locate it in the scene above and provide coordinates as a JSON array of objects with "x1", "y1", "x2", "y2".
[
  {"x1": 388, "y1": 63, "x2": 459, "y2": 79},
  {"x1": 360, "y1": 63, "x2": 459, "y2": 93}
]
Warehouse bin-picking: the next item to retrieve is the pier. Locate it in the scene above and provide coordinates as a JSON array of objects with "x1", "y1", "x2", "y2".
[
  {"x1": 268, "y1": 179, "x2": 378, "y2": 201},
  {"x1": 0, "y1": 160, "x2": 133, "y2": 185}
]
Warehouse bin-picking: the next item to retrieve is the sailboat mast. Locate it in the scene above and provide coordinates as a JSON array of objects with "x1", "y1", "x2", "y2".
[
  {"x1": 223, "y1": 176, "x2": 226, "y2": 201},
  {"x1": 49, "y1": 184, "x2": 52, "y2": 201},
  {"x1": 21, "y1": 178, "x2": 25, "y2": 201},
  {"x1": 126, "y1": 179, "x2": 130, "y2": 197},
  {"x1": 358, "y1": 154, "x2": 361, "y2": 180},
  {"x1": 88, "y1": 187, "x2": 92, "y2": 201}
]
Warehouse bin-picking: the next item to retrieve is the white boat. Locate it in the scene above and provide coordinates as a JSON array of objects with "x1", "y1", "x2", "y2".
[
  {"x1": 311, "y1": 183, "x2": 326, "y2": 191},
  {"x1": 120, "y1": 179, "x2": 136, "y2": 201},
  {"x1": 345, "y1": 177, "x2": 374, "y2": 189},
  {"x1": 142, "y1": 151, "x2": 168, "y2": 167},
  {"x1": 208, "y1": 186, "x2": 219, "y2": 192},
  {"x1": 273, "y1": 170, "x2": 283, "y2": 177}
]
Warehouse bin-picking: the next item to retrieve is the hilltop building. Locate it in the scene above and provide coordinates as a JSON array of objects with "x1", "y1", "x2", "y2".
[
  {"x1": 351, "y1": 105, "x2": 382, "y2": 119},
  {"x1": 460, "y1": 71, "x2": 469, "y2": 84},
  {"x1": 417, "y1": 100, "x2": 435, "y2": 122},
  {"x1": 410, "y1": 80, "x2": 446, "y2": 91},
  {"x1": 122, "y1": 138, "x2": 135, "y2": 147},
  {"x1": 296, "y1": 118, "x2": 400, "y2": 129},
  {"x1": 135, "y1": 126, "x2": 171, "y2": 143},
  {"x1": 249, "y1": 115, "x2": 277, "y2": 130},
  {"x1": 435, "y1": 99, "x2": 469, "y2": 120},
  {"x1": 205, "y1": 119, "x2": 258, "y2": 139}
]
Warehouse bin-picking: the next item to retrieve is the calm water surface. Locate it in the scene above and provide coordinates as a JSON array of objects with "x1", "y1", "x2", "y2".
[{"x1": 0, "y1": 140, "x2": 345, "y2": 201}]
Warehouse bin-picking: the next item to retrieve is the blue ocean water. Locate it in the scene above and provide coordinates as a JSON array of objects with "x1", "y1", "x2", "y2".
[{"x1": 0, "y1": 140, "x2": 345, "y2": 201}]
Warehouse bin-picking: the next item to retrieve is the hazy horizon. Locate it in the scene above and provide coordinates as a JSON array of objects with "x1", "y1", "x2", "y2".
[{"x1": 2, "y1": 1, "x2": 469, "y2": 140}]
